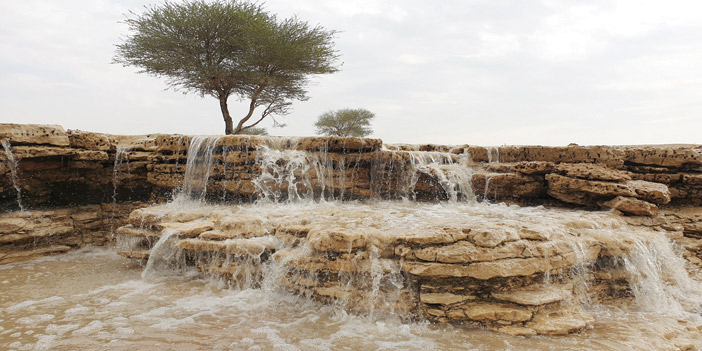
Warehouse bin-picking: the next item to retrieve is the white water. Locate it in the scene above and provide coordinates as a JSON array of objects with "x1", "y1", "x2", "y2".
[
  {"x1": 10, "y1": 136, "x2": 700, "y2": 350},
  {"x1": 174, "y1": 136, "x2": 221, "y2": 204},
  {"x1": 2, "y1": 244, "x2": 700, "y2": 350},
  {"x1": 2, "y1": 139, "x2": 25, "y2": 212},
  {"x1": 111, "y1": 147, "x2": 131, "y2": 204}
]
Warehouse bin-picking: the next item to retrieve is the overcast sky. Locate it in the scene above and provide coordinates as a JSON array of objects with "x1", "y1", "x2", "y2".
[{"x1": 1, "y1": 0, "x2": 701, "y2": 145}]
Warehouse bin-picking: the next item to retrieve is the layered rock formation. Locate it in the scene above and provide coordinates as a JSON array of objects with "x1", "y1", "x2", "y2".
[
  {"x1": 1, "y1": 123, "x2": 701, "y2": 337},
  {"x1": 116, "y1": 202, "x2": 691, "y2": 336}
]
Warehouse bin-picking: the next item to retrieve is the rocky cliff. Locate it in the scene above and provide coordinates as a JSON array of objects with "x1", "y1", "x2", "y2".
[{"x1": 1, "y1": 123, "x2": 701, "y2": 337}]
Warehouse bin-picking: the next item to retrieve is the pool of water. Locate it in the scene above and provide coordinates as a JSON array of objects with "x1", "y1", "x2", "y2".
[{"x1": 1, "y1": 246, "x2": 700, "y2": 351}]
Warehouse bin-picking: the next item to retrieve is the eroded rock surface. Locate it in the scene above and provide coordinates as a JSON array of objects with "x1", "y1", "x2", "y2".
[{"x1": 114, "y1": 202, "x2": 698, "y2": 336}]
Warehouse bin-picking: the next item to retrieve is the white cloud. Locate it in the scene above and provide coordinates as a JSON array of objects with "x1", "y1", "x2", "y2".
[{"x1": 1, "y1": 0, "x2": 701, "y2": 145}]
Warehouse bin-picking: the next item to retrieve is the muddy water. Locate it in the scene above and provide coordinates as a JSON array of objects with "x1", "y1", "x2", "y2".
[{"x1": 1, "y1": 248, "x2": 701, "y2": 349}]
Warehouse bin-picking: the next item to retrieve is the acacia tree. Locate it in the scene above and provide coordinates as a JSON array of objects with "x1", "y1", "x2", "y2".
[
  {"x1": 315, "y1": 108, "x2": 375, "y2": 137},
  {"x1": 114, "y1": 0, "x2": 339, "y2": 135}
]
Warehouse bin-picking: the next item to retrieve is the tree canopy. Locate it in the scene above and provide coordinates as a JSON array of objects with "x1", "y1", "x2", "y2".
[
  {"x1": 314, "y1": 108, "x2": 375, "y2": 137},
  {"x1": 114, "y1": 0, "x2": 339, "y2": 135}
]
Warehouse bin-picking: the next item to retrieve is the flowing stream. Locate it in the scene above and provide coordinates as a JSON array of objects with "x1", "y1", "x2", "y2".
[
  {"x1": 2, "y1": 136, "x2": 702, "y2": 350},
  {"x1": 2, "y1": 139, "x2": 25, "y2": 212}
]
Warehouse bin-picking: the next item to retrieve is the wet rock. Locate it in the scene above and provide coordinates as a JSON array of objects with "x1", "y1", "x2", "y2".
[
  {"x1": 602, "y1": 196, "x2": 659, "y2": 216},
  {"x1": 458, "y1": 302, "x2": 533, "y2": 322},
  {"x1": 512, "y1": 161, "x2": 556, "y2": 175},
  {"x1": 157, "y1": 220, "x2": 214, "y2": 237},
  {"x1": 419, "y1": 292, "x2": 475, "y2": 305},
  {"x1": 0, "y1": 123, "x2": 69, "y2": 146},
  {"x1": 526, "y1": 305, "x2": 594, "y2": 335},
  {"x1": 554, "y1": 163, "x2": 632, "y2": 181},
  {"x1": 626, "y1": 180, "x2": 671, "y2": 204},
  {"x1": 491, "y1": 283, "x2": 573, "y2": 305},
  {"x1": 67, "y1": 130, "x2": 112, "y2": 151}
]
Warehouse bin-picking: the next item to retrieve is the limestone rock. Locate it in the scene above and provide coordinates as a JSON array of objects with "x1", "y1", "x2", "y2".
[
  {"x1": 0, "y1": 123, "x2": 69, "y2": 146},
  {"x1": 157, "y1": 220, "x2": 214, "y2": 237},
  {"x1": 554, "y1": 163, "x2": 632, "y2": 181},
  {"x1": 459, "y1": 302, "x2": 533, "y2": 322},
  {"x1": 602, "y1": 196, "x2": 659, "y2": 216},
  {"x1": 0, "y1": 245, "x2": 72, "y2": 264},
  {"x1": 116, "y1": 250, "x2": 150, "y2": 260},
  {"x1": 468, "y1": 227, "x2": 520, "y2": 248},
  {"x1": 114, "y1": 134, "x2": 160, "y2": 151},
  {"x1": 626, "y1": 180, "x2": 671, "y2": 204},
  {"x1": 491, "y1": 283, "x2": 573, "y2": 305},
  {"x1": 420, "y1": 292, "x2": 475, "y2": 305},
  {"x1": 410, "y1": 240, "x2": 529, "y2": 264},
  {"x1": 623, "y1": 145, "x2": 702, "y2": 168},
  {"x1": 546, "y1": 174, "x2": 636, "y2": 200},
  {"x1": 67, "y1": 130, "x2": 112, "y2": 151},
  {"x1": 512, "y1": 161, "x2": 556, "y2": 175},
  {"x1": 396, "y1": 227, "x2": 470, "y2": 246},
  {"x1": 472, "y1": 173, "x2": 545, "y2": 199},
  {"x1": 178, "y1": 236, "x2": 276, "y2": 256},
  {"x1": 306, "y1": 227, "x2": 368, "y2": 253},
  {"x1": 526, "y1": 305, "x2": 594, "y2": 335}
]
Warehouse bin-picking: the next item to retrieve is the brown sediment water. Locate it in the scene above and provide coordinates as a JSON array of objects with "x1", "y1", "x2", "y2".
[{"x1": 2, "y1": 202, "x2": 702, "y2": 350}]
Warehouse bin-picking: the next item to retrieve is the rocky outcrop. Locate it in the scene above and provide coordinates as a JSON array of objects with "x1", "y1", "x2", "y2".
[
  {"x1": 114, "y1": 203, "x2": 682, "y2": 336},
  {"x1": 0, "y1": 203, "x2": 139, "y2": 264},
  {"x1": 1, "y1": 124, "x2": 702, "y2": 337}
]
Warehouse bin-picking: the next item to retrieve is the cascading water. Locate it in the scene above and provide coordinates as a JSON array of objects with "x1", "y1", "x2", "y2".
[
  {"x1": 3, "y1": 135, "x2": 702, "y2": 350},
  {"x1": 621, "y1": 234, "x2": 702, "y2": 315},
  {"x1": 111, "y1": 146, "x2": 131, "y2": 204},
  {"x1": 173, "y1": 136, "x2": 221, "y2": 204},
  {"x1": 2, "y1": 139, "x2": 25, "y2": 212}
]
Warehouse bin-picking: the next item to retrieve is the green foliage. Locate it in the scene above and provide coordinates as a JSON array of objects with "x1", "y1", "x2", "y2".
[
  {"x1": 238, "y1": 126, "x2": 268, "y2": 135},
  {"x1": 114, "y1": 0, "x2": 339, "y2": 135},
  {"x1": 314, "y1": 108, "x2": 375, "y2": 137}
]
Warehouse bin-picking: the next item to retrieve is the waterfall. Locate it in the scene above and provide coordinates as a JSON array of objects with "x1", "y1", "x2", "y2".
[
  {"x1": 253, "y1": 137, "x2": 351, "y2": 203},
  {"x1": 112, "y1": 146, "x2": 131, "y2": 204},
  {"x1": 174, "y1": 136, "x2": 221, "y2": 204},
  {"x1": 141, "y1": 229, "x2": 182, "y2": 280},
  {"x1": 373, "y1": 148, "x2": 477, "y2": 202},
  {"x1": 621, "y1": 234, "x2": 702, "y2": 315},
  {"x1": 2, "y1": 139, "x2": 25, "y2": 212}
]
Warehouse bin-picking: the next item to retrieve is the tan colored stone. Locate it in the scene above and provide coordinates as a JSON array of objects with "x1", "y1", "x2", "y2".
[
  {"x1": 461, "y1": 302, "x2": 533, "y2": 322},
  {"x1": 526, "y1": 305, "x2": 594, "y2": 335},
  {"x1": 602, "y1": 196, "x2": 659, "y2": 216},
  {"x1": 306, "y1": 227, "x2": 367, "y2": 253},
  {"x1": 114, "y1": 134, "x2": 160, "y2": 151},
  {"x1": 403, "y1": 245, "x2": 599, "y2": 280},
  {"x1": 555, "y1": 163, "x2": 632, "y2": 181},
  {"x1": 471, "y1": 173, "x2": 545, "y2": 198},
  {"x1": 116, "y1": 250, "x2": 150, "y2": 260},
  {"x1": 0, "y1": 245, "x2": 72, "y2": 264},
  {"x1": 116, "y1": 225, "x2": 160, "y2": 237},
  {"x1": 491, "y1": 284, "x2": 573, "y2": 306},
  {"x1": 0, "y1": 123, "x2": 69, "y2": 146},
  {"x1": 412, "y1": 240, "x2": 529, "y2": 263},
  {"x1": 496, "y1": 325, "x2": 537, "y2": 336},
  {"x1": 469, "y1": 227, "x2": 520, "y2": 248},
  {"x1": 178, "y1": 236, "x2": 275, "y2": 256},
  {"x1": 0, "y1": 217, "x2": 30, "y2": 233},
  {"x1": 547, "y1": 174, "x2": 637, "y2": 199},
  {"x1": 67, "y1": 130, "x2": 111, "y2": 151},
  {"x1": 512, "y1": 161, "x2": 556, "y2": 175},
  {"x1": 157, "y1": 220, "x2": 214, "y2": 237},
  {"x1": 396, "y1": 227, "x2": 470, "y2": 246},
  {"x1": 623, "y1": 145, "x2": 702, "y2": 168},
  {"x1": 420, "y1": 292, "x2": 475, "y2": 305},
  {"x1": 626, "y1": 180, "x2": 671, "y2": 204}
]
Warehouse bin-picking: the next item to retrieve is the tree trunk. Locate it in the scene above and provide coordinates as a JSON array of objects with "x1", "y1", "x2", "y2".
[
  {"x1": 233, "y1": 86, "x2": 265, "y2": 134},
  {"x1": 219, "y1": 94, "x2": 234, "y2": 135}
]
